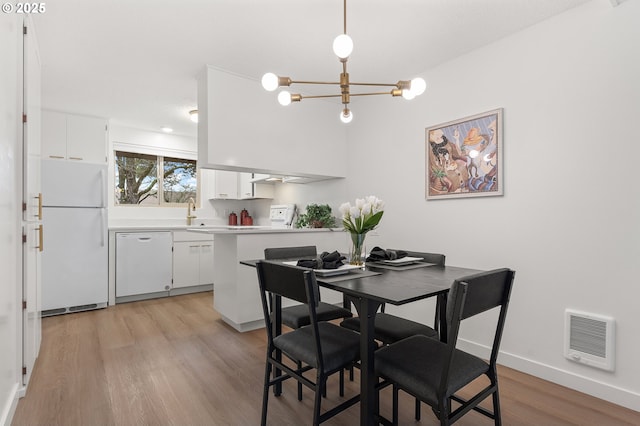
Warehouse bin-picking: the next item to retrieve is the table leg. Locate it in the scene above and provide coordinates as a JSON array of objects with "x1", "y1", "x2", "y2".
[
  {"x1": 437, "y1": 293, "x2": 448, "y2": 343},
  {"x1": 352, "y1": 297, "x2": 382, "y2": 426}
]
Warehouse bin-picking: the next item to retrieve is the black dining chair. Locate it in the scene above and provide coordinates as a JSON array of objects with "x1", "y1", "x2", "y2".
[
  {"x1": 265, "y1": 246, "x2": 353, "y2": 328},
  {"x1": 374, "y1": 268, "x2": 515, "y2": 426},
  {"x1": 264, "y1": 246, "x2": 354, "y2": 400},
  {"x1": 256, "y1": 260, "x2": 361, "y2": 426}
]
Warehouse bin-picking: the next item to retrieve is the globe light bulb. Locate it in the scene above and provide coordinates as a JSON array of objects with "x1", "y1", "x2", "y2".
[
  {"x1": 411, "y1": 77, "x2": 427, "y2": 96},
  {"x1": 402, "y1": 77, "x2": 427, "y2": 100},
  {"x1": 278, "y1": 91, "x2": 292, "y2": 106},
  {"x1": 340, "y1": 108, "x2": 353, "y2": 123},
  {"x1": 333, "y1": 34, "x2": 353, "y2": 59},
  {"x1": 402, "y1": 89, "x2": 416, "y2": 100},
  {"x1": 261, "y1": 73, "x2": 279, "y2": 91}
]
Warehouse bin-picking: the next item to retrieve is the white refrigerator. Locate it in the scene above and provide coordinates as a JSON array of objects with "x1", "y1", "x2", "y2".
[{"x1": 41, "y1": 160, "x2": 108, "y2": 314}]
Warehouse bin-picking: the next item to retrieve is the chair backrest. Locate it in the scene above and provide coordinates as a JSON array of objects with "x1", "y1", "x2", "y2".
[
  {"x1": 264, "y1": 246, "x2": 317, "y2": 260},
  {"x1": 255, "y1": 260, "x2": 324, "y2": 365},
  {"x1": 444, "y1": 268, "x2": 515, "y2": 376},
  {"x1": 389, "y1": 250, "x2": 446, "y2": 266}
]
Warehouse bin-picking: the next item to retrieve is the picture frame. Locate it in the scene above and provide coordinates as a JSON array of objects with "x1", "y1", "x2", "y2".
[{"x1": 425, "y1": 108, "x2": 503, "y2": 200}]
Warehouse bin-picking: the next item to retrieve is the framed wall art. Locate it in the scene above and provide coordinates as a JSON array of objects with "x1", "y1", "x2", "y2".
[{"x1": 425, "y1": 108, "x2": 503, "y2": 200}]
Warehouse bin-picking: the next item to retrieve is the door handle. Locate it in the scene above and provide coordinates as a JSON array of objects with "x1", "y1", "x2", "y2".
[
  {"x1": 35, "y1": 193, "x2": 42, "y2": 219},
  {"x1": 36, "y1": 224, "x2": 43, "y2": 252}
]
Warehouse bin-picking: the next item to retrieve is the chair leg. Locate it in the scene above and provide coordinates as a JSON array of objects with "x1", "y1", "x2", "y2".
[
  {"x1": 415, "y1": 398, "x2": 421, "y2": 420},
  {"x1": 438, "y1": 397, "x2": 451, "y2": 426},
  {"x1": 261, "y1": 361, "x2": 272, "y2": 426},
  {"x1": 349, "y1": 365, "x2": 354, "y2": 381},
  {"x1": 492, "y1": 388, "x2": 502, "y2": 426},
  {"x1": 392, "y1": 385, "x2": 399, "y2": 425},
  {"x1": 296, "y1": 360, "x2": 303, "y2": 401},
  {"x1": 313, "y1": 376, "x2": 324, "y2": 426},
  {"x1": 339, "y1": 369, "x2": 345, "y2": 397}
]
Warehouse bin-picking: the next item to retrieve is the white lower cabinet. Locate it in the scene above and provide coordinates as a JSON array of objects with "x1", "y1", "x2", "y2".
[{"x1": 173, "y1": 232, "x2": 214, "y2": 288}]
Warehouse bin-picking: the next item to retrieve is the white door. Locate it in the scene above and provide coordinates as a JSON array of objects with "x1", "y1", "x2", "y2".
[
  {"x1": 173, "y1": 242, "x2": 200, "y2": 288},
  {"x1": 21, "y1": 15, "x2": 42, "y2": 387}
]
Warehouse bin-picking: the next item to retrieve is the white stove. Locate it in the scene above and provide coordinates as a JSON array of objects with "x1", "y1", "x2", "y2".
[{"x1": 269, "y1": 204, "x2": 296, "y2": 229}]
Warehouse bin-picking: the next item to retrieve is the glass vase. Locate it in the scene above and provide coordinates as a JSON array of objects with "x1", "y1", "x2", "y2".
[{"x1": 349, "y1": 232, "x2": 367, "y2": 266}]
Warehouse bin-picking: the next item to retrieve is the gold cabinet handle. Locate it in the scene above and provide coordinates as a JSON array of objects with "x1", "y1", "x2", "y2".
[
  {"x1": 35, "y1": 193, "x2": 42, "y2": 220},
  {"x1": 69, "y1": 157, "x2": 83, "y2": 160},
  {"x1": 37, "y1": 224, "x2": 43, "y2": 252},
  {"x1": 48, "y1": 155, "x2": 65, "y2": 159}
]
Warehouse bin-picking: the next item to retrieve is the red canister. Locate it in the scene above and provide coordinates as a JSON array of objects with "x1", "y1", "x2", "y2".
[{"x1": 228, "y1": 212, "x2": 237, "y2": 226}]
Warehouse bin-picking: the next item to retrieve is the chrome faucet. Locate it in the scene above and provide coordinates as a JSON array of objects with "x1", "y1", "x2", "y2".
[{"x1": 186, "y1": 197, "x2": 197, "y2": 226}]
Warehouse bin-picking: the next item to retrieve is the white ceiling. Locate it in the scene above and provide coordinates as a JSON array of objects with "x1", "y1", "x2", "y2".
[{"x1": 32, "y1": 0, "x2": 592, "y2": 138}]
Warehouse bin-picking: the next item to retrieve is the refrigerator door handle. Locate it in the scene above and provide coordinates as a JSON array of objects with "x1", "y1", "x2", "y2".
[
  {"x1": 100, "y1": 208, "x2": 106, "y2": 247},
  {"x1": 100, "y1": 168, "x2": 106, "y2": 208}
]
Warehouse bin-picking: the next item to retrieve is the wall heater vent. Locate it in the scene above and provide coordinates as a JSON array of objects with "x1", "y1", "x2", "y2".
[{"x1": 564, "y1": 310, "x2": 615, "y2": 371}]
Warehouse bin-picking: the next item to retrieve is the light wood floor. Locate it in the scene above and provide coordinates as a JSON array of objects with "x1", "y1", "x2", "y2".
[{"x1": 12, "y1": 291, "x2": 640, "y2": 425}]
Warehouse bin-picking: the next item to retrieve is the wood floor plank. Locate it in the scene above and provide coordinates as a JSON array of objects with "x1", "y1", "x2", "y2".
[{"x1": 12, "y1": 291, "x2": 640, "y2": 426}]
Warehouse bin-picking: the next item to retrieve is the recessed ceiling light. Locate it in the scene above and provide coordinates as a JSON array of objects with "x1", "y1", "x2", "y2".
[
  {"x1": 161, "y1": 127, "x2": 173, "y2": 133},
  {"x1": 189, "y1": 109, "x2": 198, "y2": 123}
]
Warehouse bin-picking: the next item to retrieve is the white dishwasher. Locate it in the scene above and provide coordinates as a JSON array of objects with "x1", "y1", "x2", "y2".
[{"x1": 116, "y1": 232, "x2": 173, "y2": 298}]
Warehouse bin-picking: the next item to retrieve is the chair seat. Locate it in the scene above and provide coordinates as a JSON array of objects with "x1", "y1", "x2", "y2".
[
  {"x1": 375, "y1": 335, "x2": 489, "y2": 406},
  {"x1": 282, "y1": 302, "x2": 353, "y2": 329},
  {"x1": 274, "y1": 322, "x2": 360, "y2": 374},
  {"x1": 340, "y1": 313, "x2": 438, "y2": 345}
]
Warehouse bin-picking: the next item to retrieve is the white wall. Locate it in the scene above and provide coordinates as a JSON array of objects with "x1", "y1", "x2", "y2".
[
  {"x1": 0, "y1": 12, "x2": 22, "y2": 426},
  {"x1": 344, "y1": 0, "x2": 640, "y2": 410}
]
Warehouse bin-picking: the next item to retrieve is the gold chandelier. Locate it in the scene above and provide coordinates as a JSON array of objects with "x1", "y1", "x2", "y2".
[{"x1": 261, "y1": 0, "x2": 426, "y2": 123}]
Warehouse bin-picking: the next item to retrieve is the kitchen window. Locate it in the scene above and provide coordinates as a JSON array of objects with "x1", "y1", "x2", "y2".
[{"x1": 114, "y1": 151, "x2": 197, "y2": 205}]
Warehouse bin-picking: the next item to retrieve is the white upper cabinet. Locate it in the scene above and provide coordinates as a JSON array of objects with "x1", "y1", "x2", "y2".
[
  {"x1": 203, "y1": 169, "x2": 238, "y2": 200},
  {"x1": 203, "y1": 170, "x2": 275, "y2": 200},
  {"x1": 42, "y1": 110, "x2": 107, "y2": 164},
  {"x1": 239, "y1": 173, "x2": 274, "y2": 199}
]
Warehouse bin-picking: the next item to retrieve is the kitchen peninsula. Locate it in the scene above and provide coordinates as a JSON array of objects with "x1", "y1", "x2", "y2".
[{"x1": 189, "y1": 227, "x2": 349, "y2": 331}]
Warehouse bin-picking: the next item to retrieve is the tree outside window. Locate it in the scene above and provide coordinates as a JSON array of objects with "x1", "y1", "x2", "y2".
[{"x1": 115, "y1": 151, "x2": 197, "y2": 205}]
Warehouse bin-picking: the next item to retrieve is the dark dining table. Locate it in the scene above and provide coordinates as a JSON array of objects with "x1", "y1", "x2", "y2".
[{"x1": 241, "y1": 258, "x2": 482, "y2": 426}]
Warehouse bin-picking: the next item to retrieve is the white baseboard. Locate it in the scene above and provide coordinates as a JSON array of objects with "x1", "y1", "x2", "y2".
[
  {"x1": 0, "y1": 382, "x2": 19, "y2": 426},
  {"x1": 457, "y1": 339, "x2": 640, "y2": 412}
]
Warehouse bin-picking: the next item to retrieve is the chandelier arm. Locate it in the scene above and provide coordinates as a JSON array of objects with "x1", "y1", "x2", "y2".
[
  {"x1": 296, "y1": 91, "x2": 398, "y2": 100},
  {"x1": 350, "y1": 91, "x2": 399, "y2": 97},
  {"x1": 349, "y1": 82, "x2": 402, "y2": 87},
  {"x1": 290, "y1": 80, "x2": 342, "y2": 86},
  {"x1": 298, "y1": 94, "x2": 343, "y2": 100}
]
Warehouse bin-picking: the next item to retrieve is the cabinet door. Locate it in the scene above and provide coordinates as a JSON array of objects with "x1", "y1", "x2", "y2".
[
  {"x1": 199, "y1": 243, "x2": 215, "y2": 285},
  {"x1": 41, "y1": 110, "x2": 67, "y2": 160},
  {"x1": 238, "y1": 172, "x2": 253, "y2": 199},
  {"x1": 173, "y1": 241, "x2": 201, "y2": 288},
  {"x1": 239, "y1": 173, "x2": 274, "y2": 199},
  {"x1": 213, "y1": 170, "x2": 238, "y2": 199},
  {"x1": 67, "y1": 114, "x2": 107, "y2": 163}
]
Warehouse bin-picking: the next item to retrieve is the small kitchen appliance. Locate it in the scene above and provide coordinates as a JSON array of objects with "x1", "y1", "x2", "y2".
[{"x1": 269, "y1": 204, "x2": 296, "y2": 228}]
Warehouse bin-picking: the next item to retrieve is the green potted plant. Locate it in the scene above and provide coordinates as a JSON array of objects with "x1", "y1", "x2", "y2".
[{"x1": 295, "y1": 204, "x2": 336, "y2": 228}]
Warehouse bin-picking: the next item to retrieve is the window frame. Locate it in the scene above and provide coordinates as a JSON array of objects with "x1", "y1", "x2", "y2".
[{"x1": 113, "y1": 149, "x2": 199, "y2": 207}]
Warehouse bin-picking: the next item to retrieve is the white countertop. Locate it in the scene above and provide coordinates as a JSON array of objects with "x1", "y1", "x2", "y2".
[{"x1": 186, "y1": 226, "x2": 344, "y2": 235}]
